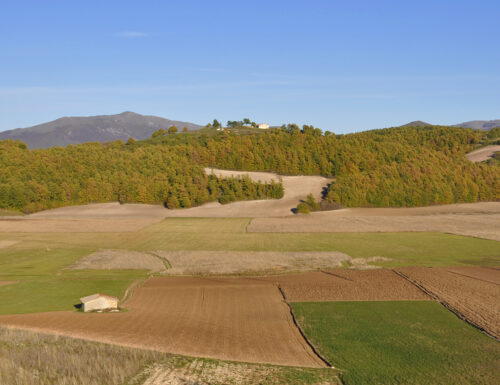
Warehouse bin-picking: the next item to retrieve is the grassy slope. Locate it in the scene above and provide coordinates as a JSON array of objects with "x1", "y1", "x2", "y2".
[
  {"x1": 0, "y1": 218, "x2": 498, "y2": 314},
  {"x1": 292, "y1": 301, "x2": 500, "y2": 385}
]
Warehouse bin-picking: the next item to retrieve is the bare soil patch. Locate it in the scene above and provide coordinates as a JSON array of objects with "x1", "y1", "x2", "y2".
[
  {"x1": 396, "y1": 267, "x2": 500, "y2": 339},
  {"x1": 0, "y1": 240, "x2": 18, "y2": 248},
  {"x1": 466, "y1": 145, "x2": 500, "y2": 162},
  {"x1": 163, "y1": 168, "x2": 332, "y2": 218},
  {"x1": 156, "y1": 250, "x2": 350, "y2": 275},
  {"x1": 248, "y1": 203, "x2": 500, "y2": 241},
  {"x1": 0, "y1": 277, "x2": 325, "y2": 368},
  {"x1": 68, "y1": 249, "x2": 166, "y2": 272},
  {"x1": 258, "y1": 269, "x2": 430, "y2": 302}
]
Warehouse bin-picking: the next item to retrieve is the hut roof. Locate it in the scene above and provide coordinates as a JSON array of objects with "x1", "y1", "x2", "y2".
[{"x1": 80, "y1": 293, "x2": 118, "y2": 303}]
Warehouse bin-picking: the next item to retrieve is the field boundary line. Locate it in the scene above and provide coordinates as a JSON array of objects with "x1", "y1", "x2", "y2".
[
  {"x1": 275, "y1": 284, "x2": 333, "y2": 369},
  {"x1": 392, "y1": 269, "x2": 499, "y2": 342},
  {"x1": 445, "y1": 269, "x2": 500, "y2": 286},
  {"x1": 147, "y1": 251, "x2": 172, "y2": 272},
  {"x1": 320, "y1": 270, "x2": 354, "y2": 281},
  {"x1": 120, "y1": 276, "x2": 149, "y2": 306}
]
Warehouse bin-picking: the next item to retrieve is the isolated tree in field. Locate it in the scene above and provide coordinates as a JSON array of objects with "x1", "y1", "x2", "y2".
[
  {"x1": 168, "y1": 126, "x2": 178, "y2": 134},
  {"x1": 213, "y1": 119, "x2": 221, "y2": 128},
  {"x1": 243, "y1": 118, "x2": 251, "y2": 126},
  {"x1": 306, "y1": 193, "x2": 319, "y2": 211},
  {"x1": 296, "y1": 202, "x2": 310, "y2": 214}
]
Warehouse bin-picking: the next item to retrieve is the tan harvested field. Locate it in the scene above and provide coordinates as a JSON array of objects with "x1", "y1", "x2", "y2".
[
  {"x1": 163, "y1": 168, "x2": 332, "y2": 218},
  {"x1": 258, "y1": 269, "x2": 430, "y2": 302},
  {"x1": 466, "y1": 145, "x2": 500, "y2": 162},
  {"x1": 0, "y1": 276, "x2": 325, "y2": 368},
  {"x1": 156, "y1": 250, "x2": 350, "y2": 275},
  {"x1": 0, "y1": 203, "x2": 170, "y2": 233},
  {"x1": 396, "y1": 267, "x2": 500, "y2": 339},
  {"x1": 68, "y1": 249, "x2": 166, "y2": 272},
  {"x1": 0, "y1": 240, "x2": 17, "y2": 248},
  {"x1": 248, "y1": 202, "x2": 500, "y2": 241}
]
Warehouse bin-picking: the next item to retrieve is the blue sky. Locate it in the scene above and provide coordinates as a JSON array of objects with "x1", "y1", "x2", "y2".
[{"x1": 1, "y1": 0, "x2": 499, "y2": 133}]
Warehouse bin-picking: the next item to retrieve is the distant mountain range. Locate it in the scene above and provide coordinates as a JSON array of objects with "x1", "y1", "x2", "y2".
[
  {"x1": 0, "y1": 111, "x2": 202, "y2": 149},
  {"x1": 0, "y1": 112, "x2": 498, "y2": 149},
  {"x1": 401, "y1": 119, "x2": 499, "y2": 130}
]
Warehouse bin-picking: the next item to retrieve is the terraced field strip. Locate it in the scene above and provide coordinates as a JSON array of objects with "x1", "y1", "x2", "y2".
[
  {"x1": 259, "y1": 269, "x2": 430, "y2": 302},
  {"x1": 395, "y1": 266, "x2": 500, "y2": 339},
  {"x1": 0, "y1": 276, "x2": 325, "y2": 368}
]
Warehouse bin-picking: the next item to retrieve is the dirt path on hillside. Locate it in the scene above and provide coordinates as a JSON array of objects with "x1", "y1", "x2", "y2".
[
  {"x1": 0, "y1": 277, "x2": 325, "y2": 368},
  {"x1": 466, "y1": 145, "x2": 500, "y2": 162},
  {"x1": 248, "y1": 203, "x2": 500, "y2": 241}
]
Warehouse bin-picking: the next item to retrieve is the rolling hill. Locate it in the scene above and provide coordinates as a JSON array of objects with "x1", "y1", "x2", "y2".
[
  {"x1": 453, "y1": 120, "x2": 500, "y2": 131},
  {"x1": 0, "y1": 111, "x2": 201, "y2": 149},
  {"x1": 400, "y1": 119, "x2": 499, "y2": 130}
]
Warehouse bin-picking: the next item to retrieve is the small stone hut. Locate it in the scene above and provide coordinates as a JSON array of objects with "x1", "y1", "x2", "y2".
[{"x1": 80, "y1": 293, "x2": 119, "y2": 312}]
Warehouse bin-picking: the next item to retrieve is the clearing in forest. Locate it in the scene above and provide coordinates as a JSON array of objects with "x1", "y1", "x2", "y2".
[{"x1": 466, "y1": 145, "x2": 500, "y2": 162}]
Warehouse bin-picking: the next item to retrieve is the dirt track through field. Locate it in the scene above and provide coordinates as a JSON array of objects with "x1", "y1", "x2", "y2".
[
  {"x1": 396, "y1": 267, "x2": 500, "y2": 339},
  {"x1": 0, "y1": 277, "x2": 325, "y2": 368},
  {"x1": 258, "y1": 269, "x2": 430, "y2": 302},
  {"x1": 248, "y1": 202, "x2": 500, "y2": 241},
  {"x1": 466, "y1": 145, "x2": 500, "y2": 162}
]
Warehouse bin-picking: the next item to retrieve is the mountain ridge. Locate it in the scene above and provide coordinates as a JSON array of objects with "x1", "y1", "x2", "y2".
[{"x1": 0, "y1": 111, "x2": 202, "y2": 149}]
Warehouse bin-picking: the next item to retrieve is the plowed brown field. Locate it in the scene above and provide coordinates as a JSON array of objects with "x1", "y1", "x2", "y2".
[
  {"x1": 0, "y1": 277, "x2": 325, "y2": 368},
  {"x1": 258, "y1": 269, "x2": 430, "y2": 302},
  {"x1": 396, "y1": 267, "x2": 500, "y2": 339}
]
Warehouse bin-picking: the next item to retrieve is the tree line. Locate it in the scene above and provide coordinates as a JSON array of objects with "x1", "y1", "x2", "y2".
[
  {"x1": 0, "y1": 140, "x2": 283, "y2": 213},
  {"x1": 0, "y1": 124, "x2": 497, "y2": 212}
]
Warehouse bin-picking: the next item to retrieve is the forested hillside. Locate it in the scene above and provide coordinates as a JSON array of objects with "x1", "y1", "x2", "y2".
[
  {"x1": 0, "y1": 125, "x2": 498, "y2": 212},
  {"x1": 0, "y1": 140, "x2": 283, "y2": 213}
]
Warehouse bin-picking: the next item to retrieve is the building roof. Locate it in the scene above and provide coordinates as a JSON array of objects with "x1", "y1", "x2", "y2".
[{"x1": 80, "y1": 293, "x2": 119, "y2": 303}]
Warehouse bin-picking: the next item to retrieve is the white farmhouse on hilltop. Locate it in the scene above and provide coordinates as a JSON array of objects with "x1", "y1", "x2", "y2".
[
  {"x1": 80, "y1": 293, "x2": 119, "y2": 312},
  {"x1": 257, "y1": 123, "x2": 270, "y2": 129}
]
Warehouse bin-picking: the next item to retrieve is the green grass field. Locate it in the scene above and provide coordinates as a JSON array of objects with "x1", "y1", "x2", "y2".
[
  {"x1": 0, "y1": 217, "x2": 498, "y2": 314},
  {"x1": 292, "y1": 301, "x2": 500, "y2": 385}
]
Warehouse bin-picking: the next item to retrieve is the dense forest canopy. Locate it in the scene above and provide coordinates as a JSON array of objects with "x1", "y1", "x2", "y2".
[{"x1": 0, "y1": 124, "x2": 498, "y2": 212}]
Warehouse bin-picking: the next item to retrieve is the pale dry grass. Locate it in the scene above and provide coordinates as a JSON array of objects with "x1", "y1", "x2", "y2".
[
  {"x1": 156, "y1": 250, "x2": 350, "y2": 275},
  {"x1": 0, "y1": 326, "x2": 166, "y2": 385},
  {"x1": 248, "y1": 203, "x2": 500, "y2": 241},
  {"x1": 0, "y1": 241, "x2": 18, "y2": 249},
  {"x1": 466, "y1": 145, "x2": 500, "y2": 162},
  {"x1": 68, "y1": 249, "x2": 166, "y2": 272}
]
